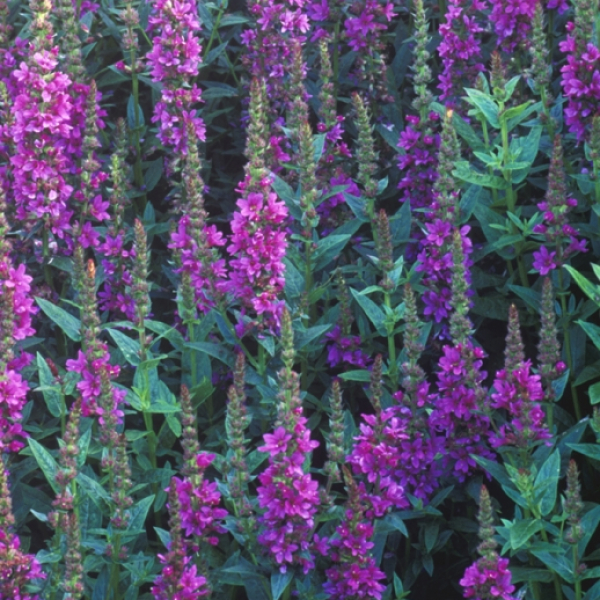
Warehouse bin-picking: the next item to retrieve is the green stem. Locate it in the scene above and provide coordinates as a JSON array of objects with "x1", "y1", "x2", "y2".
[
  {"x1": 573, "y1": 545, "x2": 582, "y2": 600},
  {"x1": 593, "y1": 157, "x2": 600, "y2": 206}
]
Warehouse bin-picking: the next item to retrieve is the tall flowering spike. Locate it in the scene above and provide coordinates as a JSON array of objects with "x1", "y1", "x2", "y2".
[
  {"x1": 49, "y1": 398, "x2": 81, "y2": 528},
  {"x1": 28, "y1": 0, "x2": 53, "y2": 50},
  {"x1": 323, "y1": 467, "x2": 386, "y2": 600},
  {"x1": 132, "y1": 219, "x2": 150, "y2": 328},
  {"x1": 438, "y1": 0, "x2": 486, "y2": 106},
  {"x1": 374, "y1": 210, "x2": 394, "y2": 291},
  {"x1": 370, "y1": 354, "x2": 384, "y2": 415},
  {"x1": 353, "y1": 93, "x2": 378, "y2": 201},
  {"x1": 169, "y1": 121, "x2": 226, "y2": 315},
  {"x1": 110, "y1": 434, "x2": 133, "y2": 538},
  {"x1": 504, "y1": 305, "x2": 525, "y2": 373},
  {"x1": 449, "y1": 228, "x2": 474, "y2": 346},
  {"x1": 416, "y1": 114, "x2": 471, "y2": 326},
  {"x1": 180, "y1": 385, "x2": 201, "y2": 477},
  {"x1": 564, "y1": 460, "x2": 584, "y2": 544},
  {"x1": 532, "y1": 136, "x2": 586, "y2": 276},
  {"x1": 317, "y1": 40, "x2": 337, "y2": 131},
  {"x1": 146, "y1": 0, "x2": 204, "y2": 157},
  {"x1": 559, "y1": 0, "x2": 600, "y2": 142},
  {"x1": 0, "y1": 458, "x2": 46, "y2": 598},
  {"x1": 460, "y1": 486, "x2": 517, "y2": 600},
  {"x1": 397, "y1": 0, "x2": 440, "y2": 215},
  {"x1": 63, "y1": 511, "x2": 84, "y2": 597},
  {"x1": 226, "y1": 87, "x2": 288, "y2": 327},
  {"x1": 225, "y1": 354, "x2": 254, "y2": 532},
  {"x1": 537, "y1": 279, "x2": 566, "y2": 407},
  {"x1": 152, "y1": 479, "x2": 210, "y2": 600},
  {"x1": 66, "y1": 255, "x2": 126, "y2": 428},
  {"x1": 256, "y1": 314, "x2": 321, "y2": 573},
  {"x1": 325, "y1": 379, "x2": 345, "y2": 480},
  {"x1": 0, "y1": 189, "x2": 35, "y2": 453},
  {"x1": 55, "y1": 0, "x2": 85, "y2": 78},
  {"x1": 528, "y1": 5, "x2": 552, "y2": 96},
  {"x1": 430, "y1": 228, "x2": 492, "y2": 480}
]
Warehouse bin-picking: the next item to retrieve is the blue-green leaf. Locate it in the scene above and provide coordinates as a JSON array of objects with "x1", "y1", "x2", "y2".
[{"x1": 36, "y1": 298, "x2": 81, "y2": 342}]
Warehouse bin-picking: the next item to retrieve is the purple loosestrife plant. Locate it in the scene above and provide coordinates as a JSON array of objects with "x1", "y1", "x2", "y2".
[
  {"x1": 460, "y1": 486, "x2": 517, "y2": 600},
  {"x1": 255, "y1": 309, "x2": 321, "y2": 573},
  {"x1": 429, "y1": 229, "x2": 493, "y2": 481},
  {"x1": 323, "y1": 467, "x2": 387, "y2": 600},
  {"x1": 489, "y1": 305, "x2": 551, "y2": 450}
]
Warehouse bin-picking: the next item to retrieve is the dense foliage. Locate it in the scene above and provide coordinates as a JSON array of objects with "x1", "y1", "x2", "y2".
[{"x1": 1, "y1": 0, "x2": 600, "y2": 599}]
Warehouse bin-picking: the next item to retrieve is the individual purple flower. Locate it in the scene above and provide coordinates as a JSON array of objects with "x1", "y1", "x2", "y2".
[
  {"x1": 531, "y1": 244, "x2": 557, "y2": 275},
  {"x1": 325, "y1": 325, "x2": 371, "y2": 369}
]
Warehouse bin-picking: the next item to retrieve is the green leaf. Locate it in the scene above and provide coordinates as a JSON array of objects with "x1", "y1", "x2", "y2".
[
  {"x1": 589, "y1": 381, "x2": 600, "y2": 405},
  {"x1": 534, "y1": 450, "x2": 560, "y2": 516},
  {"x1": 294, "y1": 324, "x2": 331, "y2": 350},
  {"x1": 126, "y1": 495, "x2": 155, "y2": 535},
  {"x1": 283, "y1": 257, "x2": 304, "y2": 299},
  {"x1": 92, "y1": 566, "x2": 111, "y2": 600},
  {"x1": 313, "y1": 235, "x2": 351, "y2": 270},
  {"x1": 107, "y1": 329, "x2": 141, "y2": 366},
  {"x1": 453, "y1": 162, "x2": 507, "y2": 189},
  {"x1": 337, "y1": 369, "x2": 372, "y2": 382},
  {"x1": 584, "y1": 579, "x2": 600, "y2": 600},
  {"x1": 350, "y1": 287, "x2": 386, "y2": 334},
  {"x1": 464, "y1": 88, "x2": 500, "y2": 127},
  {"x1": 35, "y1": 297, "x2": 81, "y2": 342},
  {"x1": 389, "y1": 199, "x2": 411, "y2": 244},
  {"x1": 185, "y1": 342, "x2": 233, "y2": 367},
  {"x1": 143, "y1": 158, "x2": 163, "y2": 192},
  {"x1": 27, "y1": 438, "x2": 59, "y2": 494},
  {"x1": 578, "y1": 505, "x2": 600, "y2": 557},
  {"x1": 565, "y1": 265, "x2": 600, "y2": 305},
  {"x1": 510, "y1": 519, "x2": 542, "y2": 550},
  {"x1": 76, "y1": 472, "x2": 111, "y2": 504},
  {"x1": 384, "y1": 512, "x2": 408, "y2": 536},
  {"x1": 568, "y1": 443, "x2": 600, "y2": 461},
  {"x1": 204, "y1": 41, "x2": 228, "y2": 66},
  {"x1": 313, "y1": 133, "x2": 327, "y2": 164},
  {"x1": 471, "y1": 455, "x2": 513, "y2": 489},
  {"x1": 271, "y1": 571, "x2": 293, "y2": 600},
  {"x1": 531, "y1": 551, "x2": 574, "y2": 583},
  {"x1": 511, "y1": 126, "x2": 542, "y2": 184},
  {"x1": 508, "y1": 285, "x2": 540, "y2": 313},
  {"x1": 36, "y1": 353, "x2": 62, "y2": 418},
  {"x1": 424, "y1": 523, "x2": 439, "y2": 553},
  {"x1": 127, "y1": 94, "x2": 144, "y2": 129},
  {"x1": 344, "y1": 193, "x2": 369, "y2": 222},
  {"x1": 506, "y1": 101, "x2": 541, "y2": 132},
  {"x1": 577, "y1": 321, "x2": 600, "y2": 353},
  {"x1": 460, "y1": 185, "x2": 481, "y2": 223}
]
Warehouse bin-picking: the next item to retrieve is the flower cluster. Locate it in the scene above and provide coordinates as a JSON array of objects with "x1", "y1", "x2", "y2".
[
  {"x1": 152, "y1": 478, "x2": 210, "y2": 600},
  {"x1": 438, "y1": 0, "x2": 487, "y2": 105},
  {"x1": 173, "y1": 453, "x2": 228, "y2": 545},
  {"x1": 146, "y1": 0, "x2": 204, "y2": 156},
  {"x1": 324, "y1": 471, "x2": 386, "y2": 600},
  {"x1": 559, "y1": 0, "x2": 600, "y2": 142},
  {"x1": 227, "y1": 177, "x2": 288, "y2": 324},
  {"x1": 490, "y1": 0, "x2": 536, "y2": 52}
]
